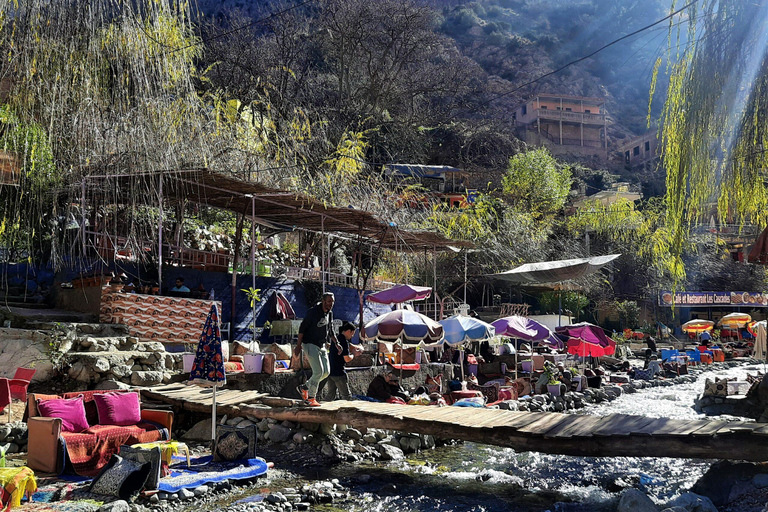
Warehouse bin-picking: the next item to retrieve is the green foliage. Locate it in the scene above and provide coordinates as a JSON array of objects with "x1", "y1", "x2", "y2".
[
  {"x1": 540, "y1": 291, "x2": 589, "y2": 318},
  {"x1": 240, "y1": 287, "x2": 262, "y2": 309},
  {"x1": 502, "y1": 148, "x2": 571, "y2": 217},
  {"x1": 614, "y1": 300, "x2": 640, "y2": 329}
]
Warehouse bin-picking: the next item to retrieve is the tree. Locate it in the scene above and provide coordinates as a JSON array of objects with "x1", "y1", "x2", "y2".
[
  {"x1": 540, "y1": 291, "x2": 589, "y2": 319},
  {"x1": 656, "y1": 0, "x2": 768, "y2": 282},
  {"x1": 502, "y1": 148, "x2": 571, "y2": 217}
]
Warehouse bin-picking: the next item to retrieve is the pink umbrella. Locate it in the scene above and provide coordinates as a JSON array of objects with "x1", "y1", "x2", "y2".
[
  {"x1": 368, "y1": 284, "x2": 432, "y2": 304},
  {"x1": 556, "y1": 322, "x2": 616, "y2": 355}
]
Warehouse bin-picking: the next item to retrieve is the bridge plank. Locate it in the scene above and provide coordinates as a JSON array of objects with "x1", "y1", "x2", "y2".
[
  {"x1": 716, "y1": 421, "x2": 760, "y2": 435},
  {"x1": 689, "y1": 421, "x2": 726, "y2": 436},
  {"x1": 650, "y1": 419, "x2": 709, "y2": 436},
  {"x1": 544, "y1": 415, "x2": 603, "y2": 438},
  {"x1": 591, "y1": 414, "x2": 658, "y2": 436},
  {"x1": 500, "y1": 412, "x2": 551, "y2": 430},
  {"x1": 516, "y1": 413, "x2": 571, "y2": 435}
]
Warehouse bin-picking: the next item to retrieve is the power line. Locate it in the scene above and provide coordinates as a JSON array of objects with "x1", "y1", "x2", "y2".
[
  {"x1": 165, "y1": 0, "x2": 318, "y2": 55},
  {"x1": 462, "y1": 0, "x2": 702, "y2": 114}
]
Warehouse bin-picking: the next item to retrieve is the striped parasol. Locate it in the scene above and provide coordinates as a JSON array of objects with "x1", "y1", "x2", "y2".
[
  {"x1": 717, "y1": 312, "x2": 752, "y2": 329},
  {"x1": 681, "y1": 319, "x2": 715, "y2": 333}
]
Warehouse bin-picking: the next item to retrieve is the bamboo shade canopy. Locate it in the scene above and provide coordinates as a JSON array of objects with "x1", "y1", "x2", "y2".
[{"x1": 88, "y1": 168, "x2": 471, "y2": 251}]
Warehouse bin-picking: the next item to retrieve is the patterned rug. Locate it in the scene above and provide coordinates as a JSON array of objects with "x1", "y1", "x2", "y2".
[
  {"x1": 158, "y1": 456, "x2": 268, "y2": 493},
  {"x1": 17, "y1": 499, "x2": 103, "y2": 511},
  {"x1": 30, "y1": 483, "x2": 77, "y2": 503}
]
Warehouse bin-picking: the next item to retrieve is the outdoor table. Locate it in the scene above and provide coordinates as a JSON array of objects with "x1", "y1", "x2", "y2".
[{"x1": 132, "y1": 441, "x2": 191, "y2": 466}]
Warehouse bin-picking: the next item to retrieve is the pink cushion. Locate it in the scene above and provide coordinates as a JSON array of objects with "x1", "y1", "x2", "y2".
[
  {"x1": 37, "y1": 396, "x2": 90, "y2": 433},
  {"x1": 93, "y1": 392, "x2": 141, "y2": 426}
]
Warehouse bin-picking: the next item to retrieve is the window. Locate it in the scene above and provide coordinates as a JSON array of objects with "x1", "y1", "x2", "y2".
[
  {"x1": 556, "y1": 107, "x2": 561, "y2": 110},
  {"x1": 625, "y1": 151, "x2": 630, "y2": 164},
  {"x1": 565, "y1": 107, "x2": 572, "y2": 111},
  {"x1": 584, "y1": 109, "x2": 591, "y2": 113},
  {"x1": 633, "y1": 146, "x2": 640, "y2": 156},
  {"x1": 645, "y1": 141, "x2": 650, "y2": 152},
  {"x1": 540, "y1": 105, "x2": 548, "y2": 109},
  {"x1": 521, "y1": 105, "x2": 527, "y2": 115}
]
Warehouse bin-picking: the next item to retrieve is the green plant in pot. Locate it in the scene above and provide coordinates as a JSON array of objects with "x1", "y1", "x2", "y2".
[
  {"x1": 240, "y1": 287, "x2": 262, "y2": 341},
  {"x1": 544, "y1": 361, "x2": 562, "y2": 396}
]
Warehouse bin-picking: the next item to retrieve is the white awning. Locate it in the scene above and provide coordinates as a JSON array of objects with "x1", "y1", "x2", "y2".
[{"x1": 489, "y1": 254, "x2": 621, "y2": 284}]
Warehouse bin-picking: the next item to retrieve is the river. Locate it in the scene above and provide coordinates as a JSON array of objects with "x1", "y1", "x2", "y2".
[{"x1": 304, "y1": 362, "x2": 763, "y2": 512}]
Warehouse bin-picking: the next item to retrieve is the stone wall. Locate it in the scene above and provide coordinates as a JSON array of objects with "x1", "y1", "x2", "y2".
[{"x1": 0, "y1": 327, "x2": 55, "y2": 382}]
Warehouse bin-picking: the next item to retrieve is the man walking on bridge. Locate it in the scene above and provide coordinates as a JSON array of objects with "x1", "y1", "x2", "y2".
[{"x1": 295, "y1": 292, "x2": 335, "y2": 407}]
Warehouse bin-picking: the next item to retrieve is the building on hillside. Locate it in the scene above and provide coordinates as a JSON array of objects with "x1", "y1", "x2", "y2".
[
  {"x1": 384, "y1": 164, "x2": 477, "y2": 208},
  {"x1": 512, "y1": 94, "x2": 608, "y2": 160},
  {"x1": 618, "y1": 131, "x2": 660, "y2": 170},
  {"x1": 566, "y1": 182, "x2": 642, "y2": 215}
]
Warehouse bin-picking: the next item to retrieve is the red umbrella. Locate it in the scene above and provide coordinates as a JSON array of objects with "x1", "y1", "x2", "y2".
[{"x1": 566, "y1": 337, "x2": 612, "y2": 357}]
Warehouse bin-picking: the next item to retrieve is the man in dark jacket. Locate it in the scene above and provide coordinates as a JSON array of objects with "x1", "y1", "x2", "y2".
[
  {"x1": 367, "y1": 370, "x2": 409, "y2": 402},
  {"x1": 294, "y1": 292, "x2": 334, "y2": 406}
]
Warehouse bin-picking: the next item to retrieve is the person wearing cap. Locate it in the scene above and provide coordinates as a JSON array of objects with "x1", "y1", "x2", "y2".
[
  {"x1": 295, "y1": 292, "x2": 335, "y2": 407},
  {"x1": 366, "y1": 370, "x2": 409, "y2": 402}
]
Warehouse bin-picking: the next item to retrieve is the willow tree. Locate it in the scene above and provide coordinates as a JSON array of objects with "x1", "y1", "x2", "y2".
[{"x1": 657, "y1": 0, "x2": 768, "y2": 280}]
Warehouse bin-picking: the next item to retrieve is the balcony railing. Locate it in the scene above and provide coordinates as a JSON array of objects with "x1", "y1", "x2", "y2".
[
  {"x1": 535, "y1": 109, "x2": 606, "y2": 124},
  {"x1": 285, "y1": 266, "x2": 400, "y2": 292}
]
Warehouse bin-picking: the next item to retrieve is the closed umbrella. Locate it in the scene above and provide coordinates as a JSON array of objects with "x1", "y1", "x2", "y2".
[
  {"x1": 362, "y1": 310, "x2": 443, "y2": 380},
  {"x1": 755, "y1": 321, "x2": 767, "y2": 369},
  {"x1": 189, "y1": 304, "x2": 226, "y2": 447},
  {"x1": 439, "y1": 315, "x2": 495, "y2": 380}
]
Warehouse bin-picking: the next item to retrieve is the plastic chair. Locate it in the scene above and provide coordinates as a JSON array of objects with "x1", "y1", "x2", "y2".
[
  {"x1": 686, "y1": 350, "x2": 701, "y2": 364},
  {"x1": 660, "y1": 349, "x2": 679, "y2": 362},
  {"x1": 9, "y1": 368, "x2": 35, "y2": 402}
]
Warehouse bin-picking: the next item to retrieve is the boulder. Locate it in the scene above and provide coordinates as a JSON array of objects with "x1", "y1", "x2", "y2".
[
  {"x1": 98, "y1": 500, "x2": 130, "y2": 512},
  {"x1": 130, "y1": 371, "x2": 164, "y2": 387},
  {"x1": 94, "y1": 380, "x2": 131, "y2": 391},
  {"x1": 181, "y1": 419, "x2": 212, "y2": 441},
  {"x1": 376, "y1": 444, "x2": 405, "y2": 461},
  {"x1": 398, "y1": 436, "x2": 421, "y2": 453},
  {"x1": 617, "y1": 489, "x2": 658, "y2": 512},
  {"x1": 344, "y1": 428, "x2": 363, "y2": 441},
  {"x1": 665, "y1": 492, "x2": 718, "y2": 512},
  {"x1": 68, "y1": 362, "x2": 91, "y2": 383},
  {"x1": 93, "y1": 357, "x2": 111, "y2": 373},
  {"x1": 267, "y1": 425, "x2": 293, "y2": 444}
]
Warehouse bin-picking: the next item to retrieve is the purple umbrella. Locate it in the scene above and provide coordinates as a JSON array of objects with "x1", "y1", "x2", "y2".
[
  {"x1": 556, "y1": 322, "x2": 614, "y2": 349},
  {"x1": 491, "y1": 316, "x2": 563, "y2": 348},
  {"x1": 368, "y1": 284, "x2": 432, "y2": 304}
]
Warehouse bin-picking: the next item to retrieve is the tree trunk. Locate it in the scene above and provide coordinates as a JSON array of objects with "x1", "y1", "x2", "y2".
[{"x1": 230, "y1": 213, "x2": 245, "y2": 329}]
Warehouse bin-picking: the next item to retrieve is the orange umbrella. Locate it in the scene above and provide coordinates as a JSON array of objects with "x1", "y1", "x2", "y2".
[
  {"x1": 717, "y1": 312, "x2": 752, "y2": 329},
  {"x1": 681, "y1": 319, "x2": 715, "y2": 333}
]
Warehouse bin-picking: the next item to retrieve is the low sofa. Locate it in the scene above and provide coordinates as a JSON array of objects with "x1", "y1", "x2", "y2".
[{"x1": 27, "y1": 390, "x2": 173, "y2": 476}]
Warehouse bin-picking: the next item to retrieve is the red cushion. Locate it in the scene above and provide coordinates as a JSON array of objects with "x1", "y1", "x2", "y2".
[
  {"x1": 37, "y1": 396, "x2": 90, "y2": 433},
  {"x1": 93, "y1": 392, "x2": 141, "y2": 426}
]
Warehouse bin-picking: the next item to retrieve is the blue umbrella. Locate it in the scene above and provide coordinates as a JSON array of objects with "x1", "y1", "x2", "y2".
[
  {"x1": 439, "y1": 315, "x2": 496, "y2": 346},
  {"x1": 189, "y1": 303, "x2": 225, "y2": 445}
]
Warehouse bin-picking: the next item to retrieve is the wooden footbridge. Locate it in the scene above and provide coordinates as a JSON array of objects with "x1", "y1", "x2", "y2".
[{"x1": 142, "y1": 383, "x2": 768, "y2": 462}]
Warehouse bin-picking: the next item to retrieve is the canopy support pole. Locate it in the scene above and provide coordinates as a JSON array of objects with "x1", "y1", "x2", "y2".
[
  {"x1": 433, "y1": 245, "x2": 437, "y2": 320},
  {"x1": 321, "y1": 216, "x2": 325, "y2": 293},
  {"x1": 558, "y1": 287, "x2": 562, "y2": 327},
  {"x1": 158, "y1": 178, "x2": 163, "y2": 291},
  {"x1": 463, "y1": 251, "x2": 468, "y2": 305},
  {"x1": 251, "y1": 195, "x2": 256, "y2": 342},
  {"x1": 81, "y1": 180, "x2": 86, "y2": 260}
]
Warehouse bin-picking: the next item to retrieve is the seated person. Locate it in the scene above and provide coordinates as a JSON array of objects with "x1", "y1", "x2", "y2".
[
  {"x1": 170, "y1": 277, "x2": 190, "y2": 293},
  {"x1": 647, "y1": 355, "x2": 662, "y2": 377},
  {"x1": 367, "y1": 370, "x2": 409, "y2": 402}
]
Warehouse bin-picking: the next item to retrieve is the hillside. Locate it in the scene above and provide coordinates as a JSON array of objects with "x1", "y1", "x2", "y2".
[{"x1": 191, "y1": 0, "x2": 676, "y2": 191}]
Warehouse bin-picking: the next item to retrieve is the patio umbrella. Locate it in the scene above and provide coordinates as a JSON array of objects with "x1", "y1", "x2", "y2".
[
  {"x1": 439, "y1": 315, "x2": 496, "y2": 380},
  {"x1": 566, "y1": 337, "x2": 613, "y2": 357},
  {"x1": 189, "y1": 303, "x2": 226, "y2": 447},
  {"x1": 492, "y1": 316, "x2": 563, "y2": 349},
  {"x1": 439, "y1": 315, "x2": 495, "y2": 346},
  {"x1": 367, "y1": 284, "x2": 432, "y2": 304},
  {"x1": 681, "y1": 319, "x2": 715, "y2": 333},
  {"x1": 718, "y1": 312, "x2": 752, "y2": 329},
  {"x1": 555, "y1": 322, "x2": 616, "y2": 355},
  {"x1": 362, "y1": 309, "x2": 444, "y2": 380}
]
